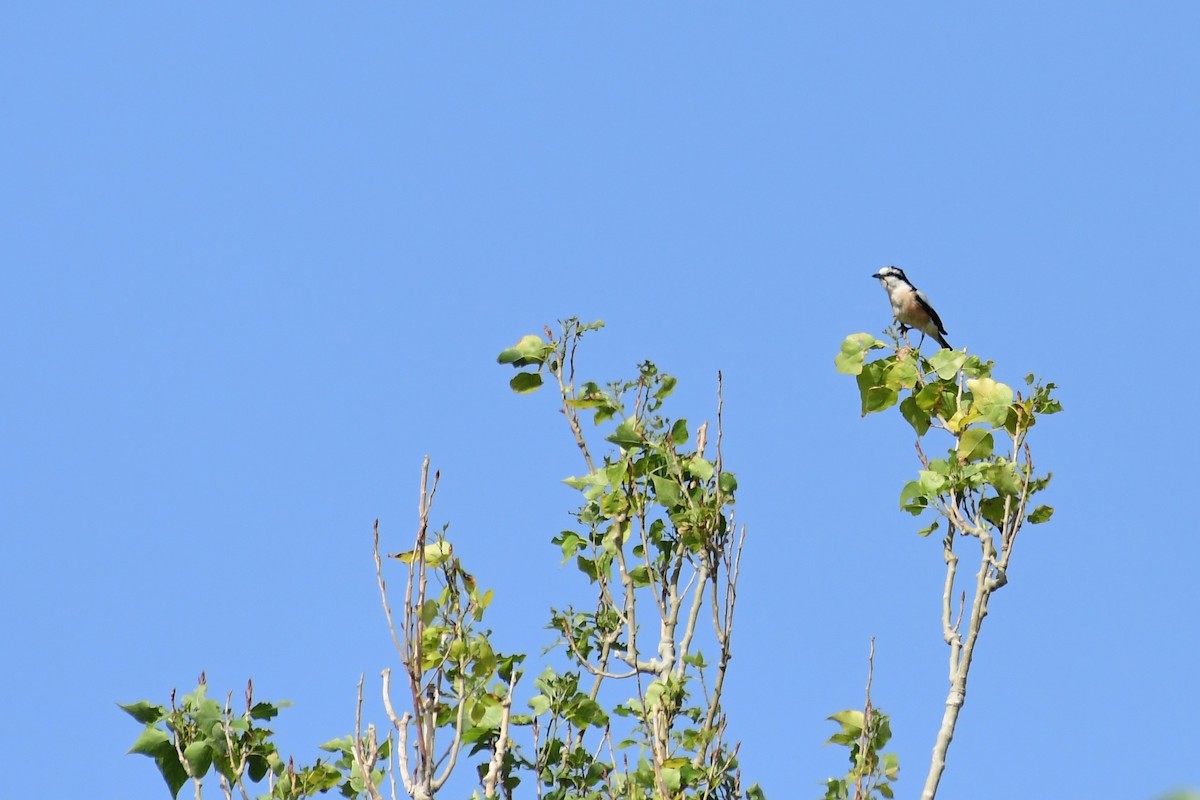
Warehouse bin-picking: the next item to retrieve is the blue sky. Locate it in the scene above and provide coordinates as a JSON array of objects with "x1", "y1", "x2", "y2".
[{"x1": 3, "y1": 4, "x2": 1198, "y2": 798}]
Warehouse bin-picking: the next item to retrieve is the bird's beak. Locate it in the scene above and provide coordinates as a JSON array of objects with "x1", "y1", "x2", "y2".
[{"x1": 871, "y1": 272, "x2": 882, "y2": 279}]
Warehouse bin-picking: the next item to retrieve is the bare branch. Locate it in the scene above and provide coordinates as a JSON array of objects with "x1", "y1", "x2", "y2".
[
  {"x1": 480, "y1": 672, "x2": 521, "y2": 797},
  {"x1": 852, "y1": 638, "x2": 877, "y2": 800},
  {"x1": 940, "y1": 530, "x2": 960, "y2": 650},
  {"x1": 430, "y1": 675, "x2": 468, "y2": 791},
  {"x1": 352, "y1": 673, "x2": 385, "y2": 800},
  {"x1": 373, "y1": 521, "x2": 406, "y2": 668},
  {"x1": 923, "y1": 482, "x2": 1020, "y2": 800},
  {"x1": 675, "y1": 562, "x2": 711, "y2": 679}
]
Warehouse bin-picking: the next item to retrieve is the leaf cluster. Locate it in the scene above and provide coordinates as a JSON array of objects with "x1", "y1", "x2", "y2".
[
  {"x1": 821, "y1": 709, "x2": 898, "y2": 800},
  {"x1": 121, "y1": 678, "x2": 380, "y2": 799},
  {"x1": 380, "y1": 511, "x2": 525, "y2": 799},
  {"x1": 495, "y1": 319, "x2": 759, "y2": 799},
  {"x1": 836, "y1": 334, "x2": 1060, "y2": 538}
]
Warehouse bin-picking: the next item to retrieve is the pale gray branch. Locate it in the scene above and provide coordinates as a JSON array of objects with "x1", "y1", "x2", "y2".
[{"x1": 480, "y1": 673, "x2": 520, "y2": 798}]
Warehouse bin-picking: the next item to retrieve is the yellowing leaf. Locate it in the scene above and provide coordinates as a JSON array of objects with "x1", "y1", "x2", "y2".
[
  {"x1": 387, "y1": 541, "x2": 453, "y2": 567},
  {"x1": 967, "y1": 377, "x2": 1014, "y2": 428}
]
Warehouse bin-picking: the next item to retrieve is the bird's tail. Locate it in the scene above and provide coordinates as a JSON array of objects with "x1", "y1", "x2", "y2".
[{"x1": 935, "y1": 332, "x2": 952, "y2": 350}]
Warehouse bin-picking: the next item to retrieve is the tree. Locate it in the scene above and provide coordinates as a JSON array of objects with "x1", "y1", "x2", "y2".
[
  {"x1": 836, "y1": 328, "x2": 1059, "y2": 798},
  {"x1": 123, "y1": 318, "x2": 1067, "y2": 800},
  {"x1": 124, "y1": 318, "x2": 762, "y2": 800},
  {"x1": 491, "y1": 319, "x2": 755, "y2": 799}
]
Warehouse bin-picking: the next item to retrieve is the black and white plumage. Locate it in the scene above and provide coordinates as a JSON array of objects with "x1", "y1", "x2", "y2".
[{"x1": 871, "y1": 266, "x2": 952, "y2": 350}]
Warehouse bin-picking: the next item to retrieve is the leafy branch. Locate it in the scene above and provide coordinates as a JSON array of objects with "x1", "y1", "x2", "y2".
[
  {"x1": 498, "y1": 318, "x2": 761, "y2": 800},
  {"x1": 822, "y1": 639, "x2": 899, "y2": 800},
  {"x1": 375, "y1": 456, "x2": 522, "y2": 800},
  {"x1": 837, "y1": 331, "x2": 1060, "y2": 800},
  {"x1": 120, "y1": 674, "x2": 359, "y2": 800}
]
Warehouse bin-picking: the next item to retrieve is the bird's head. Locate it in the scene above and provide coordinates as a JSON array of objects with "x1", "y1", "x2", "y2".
[{"x1": 871, "y1": 266, "x2": 910, "y2": 288}]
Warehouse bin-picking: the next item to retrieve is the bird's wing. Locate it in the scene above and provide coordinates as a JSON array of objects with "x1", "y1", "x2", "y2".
[{"x1": 914, "y1": 290, "x2": 948, "y2": 335}]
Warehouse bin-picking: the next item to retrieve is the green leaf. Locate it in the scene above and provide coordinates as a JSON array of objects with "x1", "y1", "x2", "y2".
[
  {"x1": 899, "y1": 470, "x2": 946, "y2": 515},
  {"x1": 425, "y1": 541, "x2": 453, "y2": 567},
  {"x1": 497, "y1": 334, "x2": 549, "y2": 366},
  {"x1": 319, "y1": 736, "x2": 354, "y2": 754},
  {"x1": 1005, "y1": 402, "x2": 1035, "y2": 436},
  {"x1": 865, "y1": 384, "x2": 899, "y2": 414},
  {"x1": 718, "y1": 471, "x2": 738, "y2": 493},
  {"x1": 472, "y1": 694, "x2": 505, "y2": 729},
  {"x1": 576, "y1": 555, "x2": 599, "y2": 581},
  {"x1": 246, "y1": 754, "x2": 270, "y2": 783},
  {"x1": 509, "y1": 372, "x2": 544, "y2": 394},
  {"x1": 980, "y1": 496, "x2": 1007, "y2": 526},
  {"x1": 157, "y1": 750, "x2": 189, "y2": 799},
  {"x1": 835, "y1": 333, "x2": 881, "y2": 375},
  {"x1": 899, "y1": 480, "x2": 929, "y2": 515},
  {"x1": 389, "y1": 541, "x2": 453, "y2": 567},
  {"x1": 957, "y1": 428, "x2": 994, "y2": 461},
  {"x1": 568, "y1": 697, "x2": 609, "y2": 727},
  {"x1": 856, "y1": 361, "x2": 899, "y2": 414},
  {"x1": 600, "y1": 490, "x2": 629, "y2": 520},
  {"x1": 650, "y1": 476, "x2": 681, "y2": 508},
  {"x1": 900, "y1": 396, "x2": 930, "y2": 436},
  {"x1": 885, "y1": 359, "x2": 919, "y2": 390},
  {"x1": 1028, "y1": 505, "x2": 1054, "y2": 524},
  {"x1": 248, "y1": 701, "x2": 283, "y2": 721},
  {"x1": 960, "y1": 355, "x2": 993, "y2": 379},
  {"x1": 628, "y1": 565, "x2": 652, "y2": 587},
  {"x1": 928, "y1": 349, "x2": 967, "y2": 379},
  {"x1": 562, "y1": 471, "x2": 607, "y2": 491},
  {"x1": 913, "y1": 382, "x2": 941, "y2": 411},
  {"x1": 1038, "y1": 396, "x2": 1063, "y2": 414},
  {"x1": 917, "y1": 469, "x2": 948, "y2": 494},
  {"x1": 916, "y1": 520, "x2": 940, "y2": 537},
  {"x1": 827, "y1": 709, "x2": 864, "y2": 737},
  {"x1": 606, "y1": 419, "x2": 643, "y2": 450},
  {"x1": 987, "y1": 462, "x2": 1023, "y2": 496},
  {"x1": 555, "y1": 532, "x2": 582, "y2": 564},
  {"x1": 528, "y1": 694, "x2": 551, "y2": 715},
  {"x1": 129, "y1": 726, "x2": 170, "y2": 756},
  {"x1": 685, "y1": 456, "x2": 714, "y2": 482},
  {"x1": 183, "y1": 741, "x2": 212, "y2": 777},
  {"x1": 605, "y1": 459, "x2": 629, "y2": 486},
  {"x1": 967, "y1": 377, "x2": 1014, "y2": 427},
  {"x1": 1028, "y1": 471, "x2": 1053, "y2": 494},
  {"x1": 565, "y1": 395, "x2": 606, "y2": 410},
  {"x1": 670, "y1": 418, "x2": 688, "y2": 446},
  {"x1": 118, "y1": 701, "x2": 165, "y2": 725}
]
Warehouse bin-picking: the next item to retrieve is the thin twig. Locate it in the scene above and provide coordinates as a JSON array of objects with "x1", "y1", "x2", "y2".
[
  {"x1": 554, "y1": 322, "x2": 595, "y2": 473},
  {"x1": 853, "y1": 638, "x2": 877, "y2": 800},
  {"x1": 373, "y1": 521, "x2": 406, "y2": 665},
  {"x1": 353, "y1": 673, "x2": 385, "y2": 800}
]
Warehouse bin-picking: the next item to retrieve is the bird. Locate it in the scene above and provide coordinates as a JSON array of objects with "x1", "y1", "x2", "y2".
[{"x1": 871, "y1": 266, "x2": 952, "y2": 350}]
